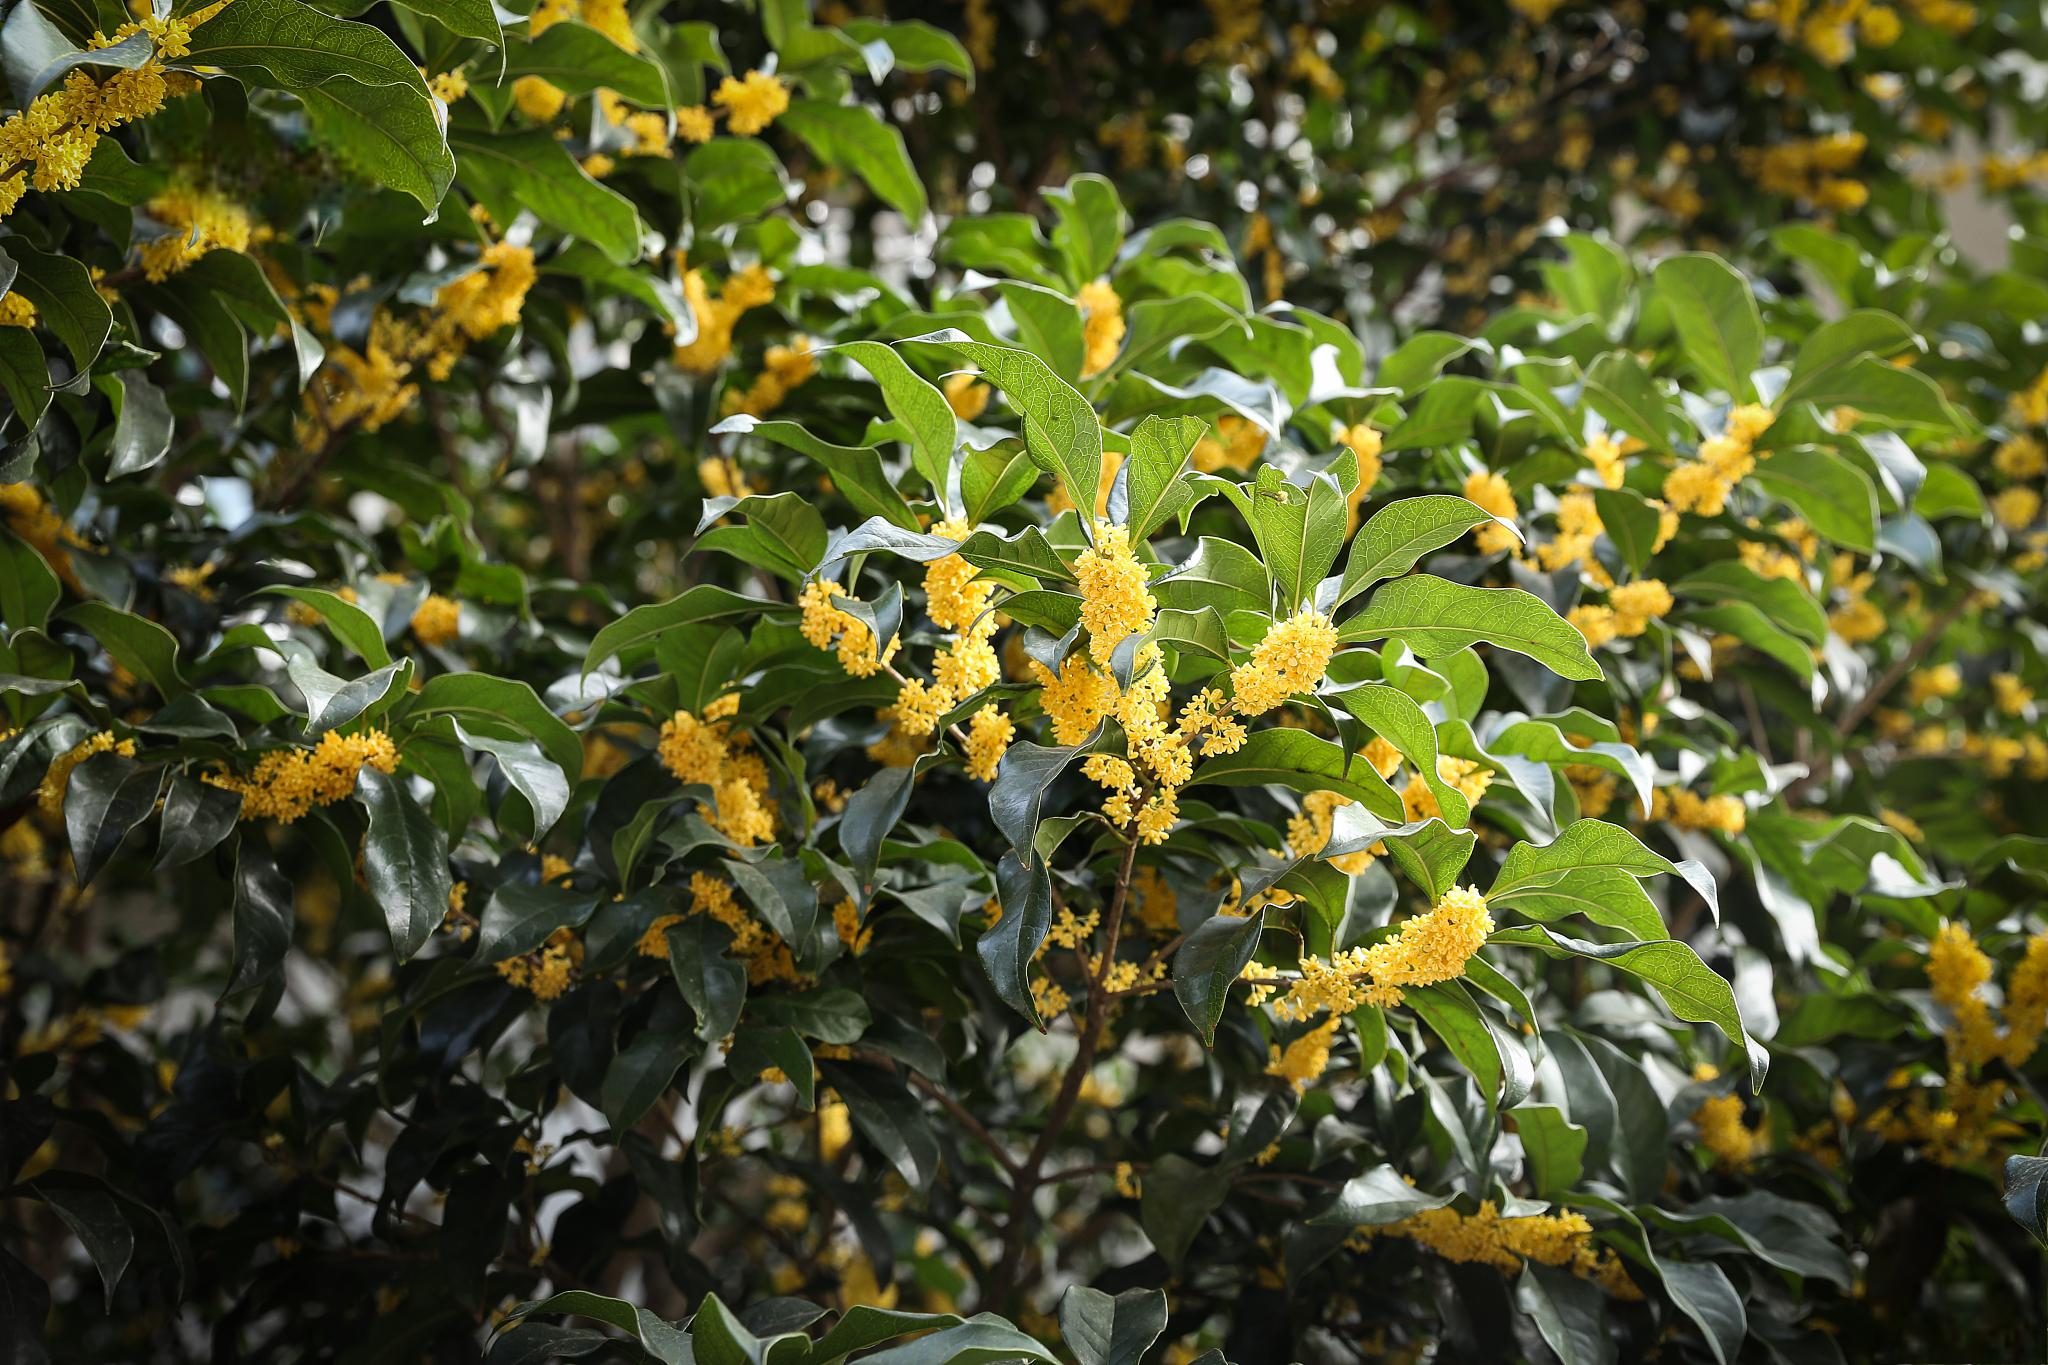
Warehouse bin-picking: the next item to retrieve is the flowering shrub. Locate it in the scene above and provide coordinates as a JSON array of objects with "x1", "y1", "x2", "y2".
[{"x1": 3, "y1": 2, "x2": 2048, "y2": 1364}]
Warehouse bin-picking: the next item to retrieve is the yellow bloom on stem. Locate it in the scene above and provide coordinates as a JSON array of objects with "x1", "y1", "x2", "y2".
[
  {"x1": 676, "y1": 106, "x2": 715, "y2": 143},
  {"x1": 206, "y1": 729, "x2": 400, "y2": 824},
  {"x1": 1230, "y1": 608, "x2": 1339, "y2": 716},
  {"x1": 1265, "y1": 1017, "x2": 1340, "y2": 1092},
  {"x1": 964, "y1": 707, "x2": 1014, "y2": 780},
  {"x1": 138, "y1": 185, "x2": 256, "y2": 282},
  {"x1": 943, "y1": 370, "x2": 990, "y2": 421},
  {"x1": 38, "y1": 732, "x2": 138, "y2": 816},
  {"x1": 1078, "y1": 280, "x2": 1125, "y2": 377},
  {"x1": 1074, "y1": 523, "x2": 1156, "y2": 662},
  {"x1": 1034, "y1": 655, "x2": 1119, "y2": 745},
  {"x1": 714, "y1": 70, "x2": 790, "y2": 136},
  {"x1": 410, "y1": 593, "x2": 461, "y2": 646},
  {"x1": 1694, "y1": 1093, "x2": 1768, "y2": 1168},
  {"x1": 1461, "y1": 470, "x2": 1519, "y2": 555}
]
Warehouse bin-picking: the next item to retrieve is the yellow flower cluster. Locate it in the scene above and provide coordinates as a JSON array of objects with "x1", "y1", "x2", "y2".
[
  {"x1": 0, "y1": 5, "x2": 222, "y2": 221},
  {"x1": 0, "y1": 481, "x2": 84, "y2": 586},
  {"x1": 138, "y1": 184, "x2": 260, "y2": 282},
  {"x1": 1462, "y1": 470, "x2": 1520, "y2": 555},
  {"x1": 674, "y1": 263, "x2": 778, "y2": 373},
  {"x1": 1350, "y1": 1201, "x2": 1638, "y2": 1298},
  {"x1": 1267, "y1": 886, "x2": 1494, "y2": 1023},
  {"x1": 892, "y1": 517, "x2": 1004, "y2": 741},
  {"x1": 206, "y1": 730, "x2": 401, "y2": 824},
  {"x1": 964, "y1": 707, "x2": 1014, "y2": 781},
  {"x1": 1650, "y1": 787, "x2": 1747, "y2": 834},
  {"x1": 656, "y1": 702, "x2": 777, "y2": 846},
  {"x1": 1536, "y1": 490, "x2": 1607, "y2": 578},
  {"x1": 497, "y1": 927, "x2": 582, "y2": 1000},
  {"x1": 714, "y1": 70, "x2": 791, "y2": 136},
  {"x1": 1583, "y1": 432, "x2": 1632, "y2": 488},
  {"x1": 1074, "y1": 523, "x2": 1156, "y2": 662},
  {"x1": 1569, "y1": 578, "x2": 1674, "y2": 648},
  {"x1": 305, "y1": 242, "x2": 537, "y2": 435},
  {"x1": 1078, "y1": 280, "x2": 1125, "y2": 377},
  {"x1": 1191, "y1": 414, "x2": 1265, "y2": 472},
  {"x1": 1230, "y1": 608, "x2": 1339, "y2": 716},
  {"x1": 1400, "y1": 756, "x2": 1493, "y2": 823},
  {"x1": 1693, "y1": 1093, "x2": 1768, "y2": 1168},
  {"x1": 1265, "y1": 1016, "x2": 1340, "y2": 1092},
  {"x1": 1744, "y1": 129, "x2": 1875, "y2": 208},
  {"x1": 1859, "y1": 921, "x2": 2048, "y2": 1165},
  {"x1": 799, "y1": 580, "x2": 900, "y2": 677},
  {"x1": 1034, "y1": 654, "x2": 1119, "y2": 744},
  {"x1": 37, "y1": 731, "x2": 139, "y2": 816},
  {"x1": 1665, "y1": 403, "x2": 1775, "y2": 517},
  {"x1": 832, "y1": 896, "x2": 872, "y2": 955},
  {"x1": 943, "y1": 369, "x2": 991, "y2": 421},
  {"x1": 635, "y1": 870, "x2": 807, "y2": 986},
  {"x1": 1906, "y1": 662, "x2": 1961, "y2": 707},
  {"x1": 722, "y1": 338, "x2": 818, "y2": 419},
  {"x1": 1131, "y1": 864, "x2": 1178, "y2": 936},
  {"x1": 1287, "y1": 791, "x2": 1373, "y2": 875},
  {"x1": 1341, "y1": 424, "x2": 1384, "y2": 532},
  {"x1": 410, "y1": 593, "x2": 461, "y2": 646}
]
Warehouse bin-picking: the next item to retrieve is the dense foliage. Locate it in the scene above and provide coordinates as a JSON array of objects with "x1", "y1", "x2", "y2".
[{"x1": 3, "y1": 2, "x2": 2047, "y2": 1363}]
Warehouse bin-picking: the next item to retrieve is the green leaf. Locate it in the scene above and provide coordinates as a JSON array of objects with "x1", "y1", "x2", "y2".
[
  {"x1": 1191, "y1": 729, "x2": 1406, "y2": 823},
  {"x1": 837, "y1": 340, "x2": 958, "y2": 498},
  {"x1": 1651, "y1": 254, "x2": 1761, "y2": 398},
  {"x1": 600, "y1": 1029, "x2": 692, "y2": 1131},
  {"x1": 817, "y1": 1058, "x2": 941, "y2": 1184},
  {"x1": 1342, "y1": 576, "x2": 1598, "y2": 681},
  {"x1": 1781, "y1": 354, "x2": 1966, "y2": 431},
  {"x1": 102, "y1": 368, "x2": 171, "y2": 478},
  {"x1": 503, "y1": 21, "x2": 671, "y2": 105},
  {"x1": 1488, "y1": 819, "x2": 1676, "y2": 899},
  {"x1": 228, "y1": 833, "x2": 294, "y2": 994},
  {"x1": 840, "y1": 19, "x2": 973, "y2": 76},
  {"x1": 842, "y1": 763, "x2": 917, "y2": 906},
  {"x1": 810, "y1": 1308, "x2": 969, "y2": 1365},
  {"x1": 988, "y1": 738, "x2": 1095, "y2": 864},
  {"x1": 856, "y1": 1317, "x2": 1060, "y2": 1365},
  {"x1": 1139, "y1": 1154, "x2": 1228, "y2": 1269},
  {"x1": 1540, "y1": 234, "x2": 1632, "y2": 325},
  {"x1": 0, "y1": 527, "x2": 59, "y2": 632},
  {"x1": 1376, "y1": 331, "x2": 1476, "y2": 394},
  {"x1": 669, "y1": 914, "x2": 747, "y2": 1044},
  {"x1": 409, "y1": 674, "x2": 583, "y2": 787},
  {"x1": 1058, "y1": 1287, "x2": 1165, "y2": 1365},
  {"x1": 263, "y1": 587, "x2": 392, "y2": 667},
  {"x1": 63, "y1": 752, "x2": 160, "y2": 887},
  {"x1": 1591, "y1": 488, "x2": 1662, "y2": 573},
  {"x1": 1515, "y1": 1263, "x2": 1615, "y2": 1365},
  {"x1": 1680, "y1": 602, "x2": 1815, "y2": 682},
  {"x1": 1047, "y1": 173, "x2": 1126, "y2": 287},
  {"x1": 62, "y1": 602, "x2": 188, "y2": 697},
  {"x1": 183, "y1": 0, "x2": 453, "y2": 209},
  {"x1": 1494, "y1": 926, "x2": 1766, "y2": 1091},
  {"x1": 0, "y1": 325, "x2": 51, "y2": 427},
  {"x1": 2, "y1": 241, "x2": 112, "y2": 371},
  {"x1": 1329, "y1": 684, "x2": 1469, "y2": 825},
  {"x1": 1673, "y1": 561, "x2": 1827, "y2": 644},
  {"x1": 2005, "y1": 1155, "x2": 2048, "y2": 1247},
  {"x1": 475, "y1": 880, "x2": 602, "y2": 966},
  {"x1": 154, "y1": 775, "x2": 242, "y2": 870},
  {"x1": 1512, "y1": 1105, "x2": 1588, "y2": 1197},
  {"x1": 902, "y1": 332, "x2": 1103, "y2": 528},
  {"x1": 1383, "y1": 375, "x2": 1493, "y2": 451},
  {"x1": 996, "y1": 280, "x2": 1086, "y2": 378},
  {"x1": 450, "y1": 127, "x2": 642, "y2": 265},
  {"x1": 1114, "y1": 414, "x2": 1206, "y2": 538},
  {"x1": 1748, "y1": 447, "x2": 1878, "y2": 552},
  {"x1": 1306, "y1": 1163, "x2": 1454, "y2": 1227},
  {"x1": 779, "y1": 99, "x2": 926, "y2": 220},
  {"x1": 33, "y1": 1180, "x2": 133, "y2": 1312},
  {"x1": 1173, "y1": 910, "x2": 1264, "y2": 1046},
  {"x1": 1337, "y1": 497, "x2": 1510, "y2": 606},
  {"x1": 1154, "y1": 536, "x2": 1270, "y2": 619},
  {"x1": 980, "y1": 852, "x2": 1053, "y2": 1027},
  {"x1": 711, "y1": 416, "x2": 919, "y2": 530},
  {"x1": 1582, "y1": 351, "x2": 1671, "y2": 454},
  {"x1": 357, "y1": 765, "x2": 453, "y2": 962},
  {"x1": 584, "y1": 585, "x2": 776, "y2": 675}
]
